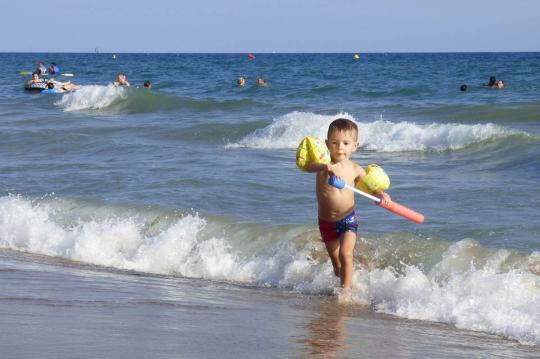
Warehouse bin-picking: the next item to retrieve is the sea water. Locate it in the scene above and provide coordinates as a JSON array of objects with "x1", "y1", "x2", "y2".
[{"x1": 0, "y1": 53, "x2": 539, "y2": 358}]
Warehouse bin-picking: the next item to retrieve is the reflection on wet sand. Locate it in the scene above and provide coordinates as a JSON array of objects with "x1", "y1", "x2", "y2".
[{"x1": 298, "y1": 301, "x2": 368, "y2": 358}]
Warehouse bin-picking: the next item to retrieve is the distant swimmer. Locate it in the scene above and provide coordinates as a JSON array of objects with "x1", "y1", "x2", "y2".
[
  {"x1": 487, "y1": 76, "x2": 505, "y2": 89},
  {"x1": 237, "y1": 76, "x2": 246, "y2": 87},
  {"x1": 114, "y1": 73, "x2": 130, "y2": 87},
  {"x1": 257, "y1": 76, "x2": 266, "y2": 87},
  {"x1": 143, "y1": 80, "x2": 152, "y2": 88},
  {"x1": 48, "y1": 62, "x2": 59, "y2": 74},
  {"x1": 43, "y1": 81, "x2": 80, "y2": 94},
  {"x1": 35, "y1": 62, "x2": 47, "y2": 75},
  {"x1": 460, "y1": 84, "x2": 468, "y2": 91}
]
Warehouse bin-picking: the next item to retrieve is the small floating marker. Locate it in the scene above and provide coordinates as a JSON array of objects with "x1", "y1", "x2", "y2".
[
  {"x1": 353, "y1": 54, "x2": 360, "y2": 60},
  {"x1": 247, "y1": 53, "x2": 256, "y2": 59}
]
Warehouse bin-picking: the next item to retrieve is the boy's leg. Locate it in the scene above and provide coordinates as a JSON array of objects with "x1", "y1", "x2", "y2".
[
  {"x1": 339, "y1": 231, "x2": 357, "y2": 289},
  {"x1": 324, "y1": 240, "x2": 341, "y2": 277}
]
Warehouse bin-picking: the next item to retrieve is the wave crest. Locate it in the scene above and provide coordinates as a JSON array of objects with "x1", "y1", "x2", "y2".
[
  {"x1": 1, "y1": 195, "x2": 539, "y2": 345},
  {"x1": 56, "y1": 84, "x2": 127, "y2": 111},
  {"x1": 55, "y1": 85, "x2": 261, "y2": 113},
  {"x1": 227, "y1": 111, "x2": 534, "y2": 152}
]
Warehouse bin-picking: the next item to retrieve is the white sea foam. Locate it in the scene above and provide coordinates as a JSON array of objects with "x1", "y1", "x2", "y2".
[
  {"x1": 56, "y1": 84, "x2": 127, "y2": 111},
  {"x1": 227, "y1": 111, "x2": 529, "y2": 152},
  {"x1": 370, "y1": 258, "x2": 540, "y2": 345},
  {"x1": 0, "y1": 195, "x2": 538, "y2": 345}
]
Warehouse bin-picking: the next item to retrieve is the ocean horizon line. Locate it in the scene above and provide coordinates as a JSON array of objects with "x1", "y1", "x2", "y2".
[{"x1": 2, "y1": 50, "x2": 539, "y2": 55}]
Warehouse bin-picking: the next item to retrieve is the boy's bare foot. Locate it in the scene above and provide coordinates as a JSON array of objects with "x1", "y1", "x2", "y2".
[{"x1": 336, "y1": 287, "x2": 353, "y2": 303}]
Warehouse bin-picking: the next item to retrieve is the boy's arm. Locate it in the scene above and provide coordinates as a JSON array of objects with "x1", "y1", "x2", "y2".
[
  {"x1": 353, "y1": 164, "x2": 391, "y2": 204},
  {"x1": 353, "y1": 164, "x2": 367, "y2": 182},
  {"x1": 304, "y1": 163, "x2": 335, "y2": 175}
]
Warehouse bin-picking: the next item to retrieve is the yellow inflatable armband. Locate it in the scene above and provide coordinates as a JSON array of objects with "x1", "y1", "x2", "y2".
[
  {"x1": 296, "y1": 136, "x2": 331, "y2": 171},
  {"x1": 355, "y1": 164, "x2": 390, "y2": 194}
]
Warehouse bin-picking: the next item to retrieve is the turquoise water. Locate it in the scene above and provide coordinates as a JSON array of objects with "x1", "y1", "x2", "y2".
[{"x1": 1, "y1": 53, "x2": 539, "y2": 355}]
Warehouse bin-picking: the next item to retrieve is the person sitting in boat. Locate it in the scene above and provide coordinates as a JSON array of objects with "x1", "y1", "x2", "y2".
[
  {"x1": 113, "y1": 73, "x2": 130, "y2": 87},
  {"x1": 48, "y1": 62, "x2": 59, "y2": 74}
]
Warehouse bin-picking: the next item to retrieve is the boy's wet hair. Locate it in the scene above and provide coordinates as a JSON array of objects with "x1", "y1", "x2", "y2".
[
  {"x1": 47, "y1": 82, "x2": 54, "y2": 89},
  {"x1": 327, "y1": 118, "x2": 358, "y2": 139}
]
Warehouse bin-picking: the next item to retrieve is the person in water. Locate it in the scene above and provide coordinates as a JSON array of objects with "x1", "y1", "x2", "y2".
[
  {"x1": 143, "y1": 80, "x2": 152, "y2": 88},
  {"x1": 36, "y1": 62, "x2": 47, "y2": 75},
  {"x1": 27, "y1": 72, "x2": 46, "y2": 85},
  {"x1": 45, "y1": 81, "x2": 79, "y2": 93},
  {"x1": 488, "y1": 76, "x2": 497, "y2": 88},
  {"x1": 48, "y1": 62, "x2": 59, "y2": 74},
  {"x1": 257, "y1": 76, "x2": 266, "y2": 87},
  {"x1": 460, "y1": 84, "x2": 468, "y2": 91},
  {"x1": 496, "y1": 80, "x2": 505, "y2": 89},
  {"x1": 304, "y1": 118, "x2": 391, "y2": 292},
  {"x1": 114, "y1": 73, "x2": 130, "y2": 87},
  {"x1": 237, "y1": 76, "x2": 246, "y2": 87}
]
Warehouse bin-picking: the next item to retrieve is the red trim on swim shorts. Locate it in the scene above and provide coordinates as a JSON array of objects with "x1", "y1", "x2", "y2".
[
  {"x1": 318, "y1": 217, "x2": 339, "y2": 243},
  {"x1": 318, "y1": 210, "x2": 359, "y2": 243}
]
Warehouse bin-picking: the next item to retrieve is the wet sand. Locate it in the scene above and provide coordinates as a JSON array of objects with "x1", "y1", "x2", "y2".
[{"x1": 1, "y1": 251, "x2": 538, "y2": 358}]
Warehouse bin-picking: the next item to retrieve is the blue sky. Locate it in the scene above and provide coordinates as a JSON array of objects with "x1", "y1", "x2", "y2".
[{"x1": 2, "y1": 0, "x2": 539, "y2": 52}]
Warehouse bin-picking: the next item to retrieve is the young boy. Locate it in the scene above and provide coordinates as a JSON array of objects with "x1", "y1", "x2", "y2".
[{"x1": 305, "y1": 118, "x2": 390, "y2": 290}]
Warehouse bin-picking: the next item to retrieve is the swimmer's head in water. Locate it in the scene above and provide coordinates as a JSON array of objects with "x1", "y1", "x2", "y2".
[
  {"x1": 47, "y1": 82, "x2": 54, "y2": 89},
  {"x1": 460, "y1": 84, "x2": 468, "y2": 91}
]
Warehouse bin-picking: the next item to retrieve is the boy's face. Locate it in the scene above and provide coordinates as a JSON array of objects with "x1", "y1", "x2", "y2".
[{"x1": 326, "y1": 129, "x2": 358, "y2": 163}]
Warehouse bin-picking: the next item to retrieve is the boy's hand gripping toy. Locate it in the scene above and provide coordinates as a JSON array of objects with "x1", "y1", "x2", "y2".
[{"x1": 328, "y1": 176, "x2": 425, "y2": 224}]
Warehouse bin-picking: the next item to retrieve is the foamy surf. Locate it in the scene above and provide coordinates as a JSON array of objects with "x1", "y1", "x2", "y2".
[
  {"x1": 56, "y1": 84, "x2": 127, "y2": 111},
  {"x1": 0, "y1": 195, "x2": 538, "y2": 345},
  {"x1": 227, "y1": 111, "x2": 534, "y2": 152},
  {"x1": 370, "y1": 255, "x2": 540, "y2": 345}
]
